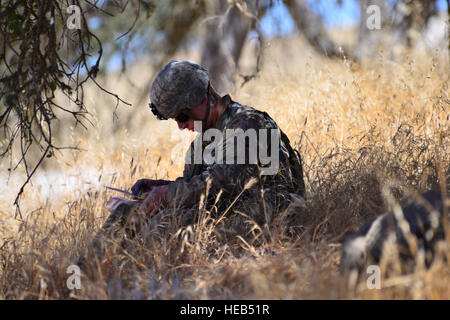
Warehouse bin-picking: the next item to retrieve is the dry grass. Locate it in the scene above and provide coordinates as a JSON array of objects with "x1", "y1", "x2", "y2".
[{"x1": 0, "y1": 34, "x2": 449, "y2": 300}]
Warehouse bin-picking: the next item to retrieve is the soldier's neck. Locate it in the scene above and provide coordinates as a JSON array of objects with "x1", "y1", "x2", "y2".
[{"x1": 208, "y1": 96, "x2": 225, "y2": 129}]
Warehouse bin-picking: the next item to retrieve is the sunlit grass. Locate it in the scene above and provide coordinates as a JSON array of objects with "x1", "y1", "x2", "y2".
[{"x1": 0, "y1": 35, "x2": 448, "y2": 299}]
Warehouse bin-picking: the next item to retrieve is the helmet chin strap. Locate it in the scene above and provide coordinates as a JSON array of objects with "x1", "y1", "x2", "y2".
[{"x1": 201, "y1": 83, "x2": 211, "y2": 132}]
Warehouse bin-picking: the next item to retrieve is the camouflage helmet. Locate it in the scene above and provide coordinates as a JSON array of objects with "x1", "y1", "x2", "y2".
[{"x1": 150, "y1": 60, "x2": 209, "y2": 119}]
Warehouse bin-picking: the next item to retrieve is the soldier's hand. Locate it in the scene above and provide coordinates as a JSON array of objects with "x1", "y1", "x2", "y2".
[
  {"x1": 131, "y1": 179, "x2": 169, "y2": 198},
  {"x1": 141, "y1": 185, "x2": 169, "y2": 217}
]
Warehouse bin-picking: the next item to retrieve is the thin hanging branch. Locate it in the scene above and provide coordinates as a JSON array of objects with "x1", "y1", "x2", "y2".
[{"x1": 0, "y1": 0, "x2": 153, "y2": 215}]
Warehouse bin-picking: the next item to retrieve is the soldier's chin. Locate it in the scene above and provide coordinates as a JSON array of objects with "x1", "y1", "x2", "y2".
[{"x1": 183, "y1": 124, "x2": 195, "y2": 132}]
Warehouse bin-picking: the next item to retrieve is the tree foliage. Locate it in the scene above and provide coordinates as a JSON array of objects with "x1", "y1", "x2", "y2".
[{"x1": 0, "y1": 0, "x2": 150, "y2": 214}]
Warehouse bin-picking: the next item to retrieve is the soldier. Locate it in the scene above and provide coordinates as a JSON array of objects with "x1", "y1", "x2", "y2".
[{"x1": 79, "y1": 60, "x2": 306, "y2": 269}]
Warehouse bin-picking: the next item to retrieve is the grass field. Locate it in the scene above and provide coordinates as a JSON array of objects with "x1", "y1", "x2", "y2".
[{"x1": 0, "y1": 34, "x2": 449, "y2": 299}]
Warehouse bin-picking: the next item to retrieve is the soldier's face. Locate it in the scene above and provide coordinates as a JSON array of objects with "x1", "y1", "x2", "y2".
[{"x1": 176, "y1": 96, "x2": 208, "y2": 131}]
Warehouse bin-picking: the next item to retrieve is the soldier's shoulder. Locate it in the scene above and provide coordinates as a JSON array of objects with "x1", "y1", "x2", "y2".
[{"x1": 223, "y1": 101, "x2": 276, "y2": 131}]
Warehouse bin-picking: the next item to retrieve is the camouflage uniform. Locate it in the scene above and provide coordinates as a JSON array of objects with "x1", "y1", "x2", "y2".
[
  {"x1": 164, "y1": 94, "x2": 306, "y2": 230},
  {"x1": 78, "y1": 60, "x2": 306, "y2": 269},
  {"x1": 79, "y1": 97, "x2": 305, "y2": 269}
]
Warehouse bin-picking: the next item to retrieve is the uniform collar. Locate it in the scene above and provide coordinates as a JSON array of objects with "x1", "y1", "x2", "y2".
[
  {"x1": 221, "y1": 94, "x2": 233, "y2": 109},
  {"x1": 213, "y1": 94, "x2": 234, "y2": 130}
]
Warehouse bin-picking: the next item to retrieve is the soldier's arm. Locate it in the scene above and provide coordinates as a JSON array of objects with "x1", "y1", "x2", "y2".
[
  {"x1": 167, "y1": 114, "x2": 264, "y2": 208},
  {"x1": 167, "y1": 163, "x2": 258, "y2": 207}
]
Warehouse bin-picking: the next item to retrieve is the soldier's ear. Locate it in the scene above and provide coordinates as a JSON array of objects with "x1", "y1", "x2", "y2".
[
  {"x1": 207, "y1": 84, "x2": 220, "y2": 108},
  {"x1": 209, "y1": 94, "x2": 218, "y2": 109},
  {"x1": 208, "y1": 83, "x2": 218, "y2": 97}
]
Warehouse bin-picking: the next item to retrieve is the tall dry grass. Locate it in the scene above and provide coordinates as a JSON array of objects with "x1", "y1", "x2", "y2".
[{"x1": 0, "y1": 34, "x2": 449, "y2": 299}]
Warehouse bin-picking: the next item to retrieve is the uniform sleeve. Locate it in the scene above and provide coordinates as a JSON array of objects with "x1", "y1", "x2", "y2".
[
  {"x1": 167, "y1": 163, "x2": 258, "y2": 207},
  {"x1": 167, "y1": 114, "x2": 264, "y2": 208}
]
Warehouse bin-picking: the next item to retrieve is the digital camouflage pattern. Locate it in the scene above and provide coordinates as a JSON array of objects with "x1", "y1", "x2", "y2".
[
  {"x1": 144, "y1": 95, "x2": 307, "y2": 247},
  {"x1": 150, "y1": 60, "x2": 209, "y2": 119},
  {"x1": 78, "y1": 95, "x2": 306, "y2": 270},
  {"x1": 168, "y1": 94, "x2": 305, "y2": 217}
]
